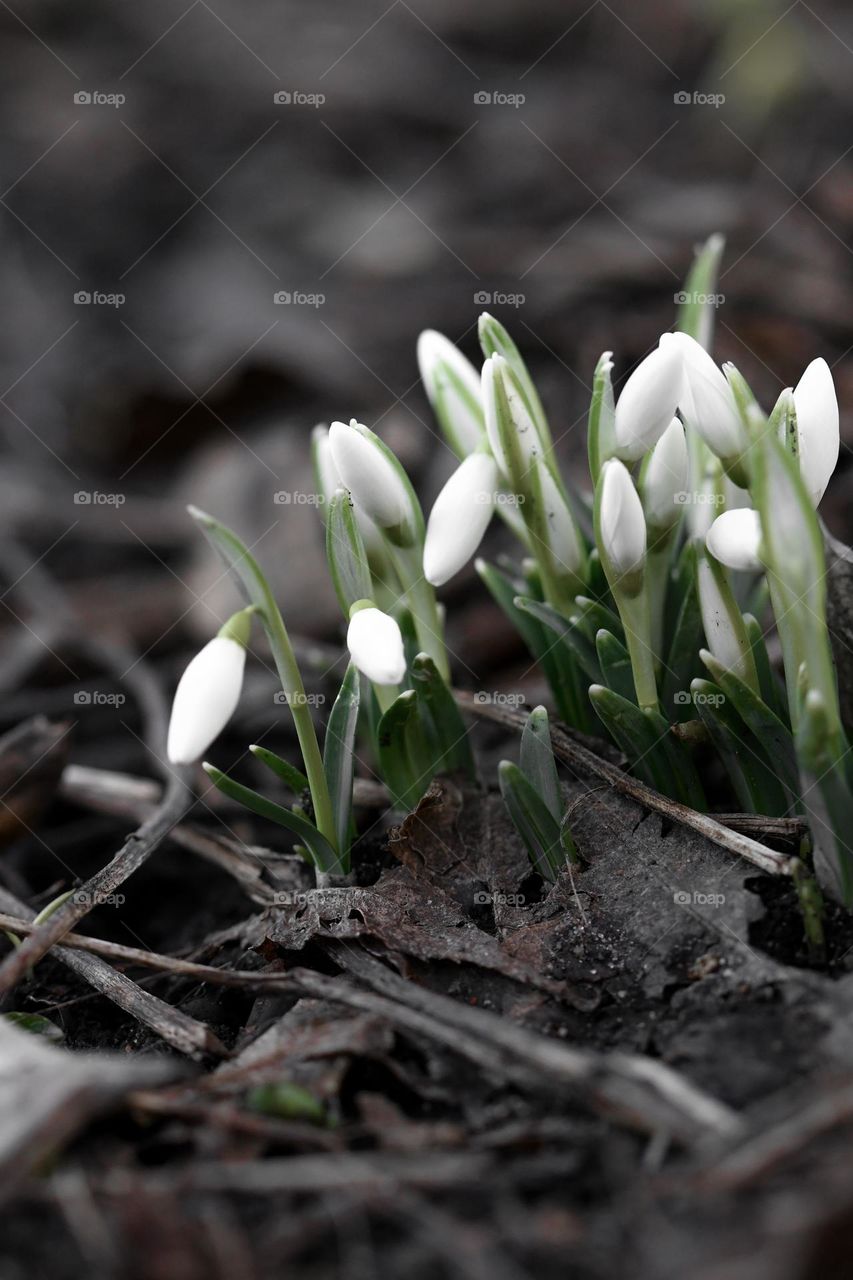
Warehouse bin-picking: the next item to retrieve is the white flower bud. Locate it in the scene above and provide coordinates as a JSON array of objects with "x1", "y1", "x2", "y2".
[
  {"x1": 312, "y1": 425, "x2": 384, "y2": 557},
  {"x1": 167, "y1": 635, "x2": 247, "y2": 765},
  {"x1": 417, "y1": 330, "x2": 484, "y2": 457},
  {"x1": 329, "y1": 419, "x2": 416, "y2": 538},
  {"x1": 706, "y1": 508, "x2": 763, "y2": 573},
  {"x1": 597, "y1": 459, "x2": 646, "y2": 588},
  {"x1": 613, "y1": 342, "x2": 684, "y2": 461},
  {"x1": 641, "y1": 417, "x2": 688, "y2": 532},
  {"x1": 662, "y1": 331, "x2": 748, "y2": 462},
  {"x1": 346, "y1": 605, "x2": 407, "y2": 685},
  {"x1": 423, "y1": 452, "x2": 498, "y2": 586},
  {"x1": 792, "y1": 357, "x2": 839, "y2": 506},
  {"x1": 481, "y1": 353, "x2": 541, "y2": 482}
]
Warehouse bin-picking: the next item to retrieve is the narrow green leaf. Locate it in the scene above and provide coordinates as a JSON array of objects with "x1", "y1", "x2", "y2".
[
  {"x1": 203, "y1": 764, "x2": 341, "y2": 873},
  {"x1": 699, "y1": 649, "x2": 800, "y2": 802},
  {"x1": 411, "y1": 654, "x2": 476, "y2": 779},
  {"x1": 250, "y1": 746, "x2": 309, "y2": 795},
  {"x1": 587, "y1": 350, "x2": 616, "y2": 482},
  {"x1": 498, "y1": 760, "x2": 563, "y2": 882},
  {"x1": 520, "y1": 705, "x2": 561, "y2": 823},
  {"x1": 322, "y1": 662, "x2": 360, "y2": 862},
  {"x1": 590, "y1": 685, "x2": 705, "y2": 808},
  {"x1": 376, "y1": 690, "x2": 428, "y2": 810},
  {"x1": 3, "y1": 1012, "x2": 64, "y2": 1041},
  {"x1": 690, "y1": 678, "x2": 788, "y2": 816},
  {"x1": 677, "y1": 232, "x2": 725, "y2": 349},
  {"x1": 595, "y1": 629, "x2": 635, "y2": 703},
  {"x1": 326, "y1": 490, "x2": 372, "y2": 613},
  {"x1": 662, "y1": 541, "x2": 704, "y2": 718},
  {"x1": 515, "y1": 596, "x2": 601, "y2": 683}
]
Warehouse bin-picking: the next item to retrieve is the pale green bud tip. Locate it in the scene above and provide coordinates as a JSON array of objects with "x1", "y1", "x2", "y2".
[
  {"x1": 167, "y1": 634, "x2": 247, "y2": 765},
  {"x1": 217, "y1": 606, "x2": 255, "y2": 647}
]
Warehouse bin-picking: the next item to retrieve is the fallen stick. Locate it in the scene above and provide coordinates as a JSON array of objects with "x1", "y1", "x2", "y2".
[{"x1": 456, "y1": 691, "x2": 801, "y2": 879}]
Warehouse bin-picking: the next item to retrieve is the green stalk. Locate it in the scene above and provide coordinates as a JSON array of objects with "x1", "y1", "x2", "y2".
[
  {"x1": 189, "y1": 507, "x2": 338, "y2": 855},
  {"x1": 389, "y1": 543, "x2": 450, "y2": 680},
  {"x1": 615, "y1": 589, "x2": 658, "y2": 711}
]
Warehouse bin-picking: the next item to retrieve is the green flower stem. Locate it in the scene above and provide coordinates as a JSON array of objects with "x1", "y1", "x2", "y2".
[
  {"x1": 644, "y1": 541, "x2": 672, "y2": 660},
  {"x1": 374, "y1": 682, "x2": 399, "y2": 715},
  {"x1": 188, "y1": 507, "x2": 338, "y2": 855},
  {"x1": 614, "y1": 588, "x2": 658, "y2": 711},
  {"x1": 261, "y1": 601, "x2": 338, "y2": 852},
  {"x1": 389, "y1": 544, "x2": 450, "y2": 680}
]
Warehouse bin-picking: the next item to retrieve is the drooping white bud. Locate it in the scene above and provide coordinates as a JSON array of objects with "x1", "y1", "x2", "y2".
[
  {"x1": 423, "y1": 451, "x2": 499, "y2": 586},
  {"x1": 792, "y1": 357, "x2": 839, "y2": 506},
  {"x1": 613, "y1": 342, "x2": 684, "y2": 461},
  {"x1": 167, "y1": 610, "x2": 252, "y2": 765},
  {"x1": 641, "y1": 417, "x2": 688, "y2": 532},
  {"x1": 597, "y1": 458, "x2": 646, "y2": 589},
  {"x1": 662, "y1": 331, "x2": 748, "y2": 462},
  {"x1": 705, "y1": 508, "x2": 763, "y2": 572},
  {"x1": 329, "y1": 419, "x2": 417, "y2": 541},
  {"x1": 417, "y1": 330, "x2": 484, "y2": 458},
  {"x1": 346, "y1": 603, "x2": 407, "y2": 686}
]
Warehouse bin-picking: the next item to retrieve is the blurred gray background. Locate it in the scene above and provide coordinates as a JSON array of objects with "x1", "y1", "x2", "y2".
[{"x1": 1, "y1": 0, "x2": 852, "y2": 655}]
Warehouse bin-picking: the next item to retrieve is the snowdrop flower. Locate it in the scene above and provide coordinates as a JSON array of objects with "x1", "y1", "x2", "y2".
[
  {"x1": 312, "y1": 425, "x2": 384, "y2": 557},
  {"x1": 167, "y1": 608, "x2": 253, "y2": 765},
  {"x1": 536, "y1": 461, "x2": 584, "y2": 574},
  {"x1": 662, "y1": 331, "x2": 748, "y2": 463},
  {"x1": 705, "y1": 508, "x2": 763, "y2": 572},
  {"x1": 346, "y1": 602, "x2": 407, "y2": 685},
  {"x1": 481, "y1": 354, "x2": 542, "y2": 481},
  {"x1": 417, "y1": 330, "x2": 484, "y2": 458},
  {"x1": 423, "y1": 451, "x2": 499, "y2": 586},
  {"x1": 792, "y1": 357, "x2": 839, "y2": 506},
  {"x1": 329, "y1": 420, "x2": 418, "y2": 543},
  {"x1": 613, "y1": 343, "x2": 683, "y2": 461},
  {"x1": 641, "y1": 417, "x2": 688, "y2": 534},
  {"x1": 597, "y1": 459, "x2": 646, "y2": 592}
]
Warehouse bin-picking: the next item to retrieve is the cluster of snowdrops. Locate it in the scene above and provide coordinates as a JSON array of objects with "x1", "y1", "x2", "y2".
[{"x1": 165, "y1": 236, "x2": 852, "y2": 915}]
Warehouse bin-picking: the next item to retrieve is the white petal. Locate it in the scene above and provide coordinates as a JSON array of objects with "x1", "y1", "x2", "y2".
[
  {"x1": 481, "y1": 356, "x2": 508, "y2": 476},
  {"x1": 662, "y1": 331, "x2": 746, "y2": 460},
  {"x1": 329, "y1": 420, "x2": 411, "y2": 530},
  {"x1": 347, "y1": 608, "x2": 407, "y2": 685},
  {"x1": 614, "y1": 343, "x2": 683, "y2": 460},
  {"x1": 167, "y1": 636, "x2": 245, "y2": 765},
  {"x1": 706, "y1": 508, "x2": 763, "y2": 572},
  {"x1": 642, "y1": 417, "x2": 688, "y2": 530},
  {"x1": 537, "y1": 463, "x2": 583, "y2": 573},
  {"x1": 793, "y1": 357, "x2": 839, "y2": 506},
  {"x1": 423, "y1": 452, "x2": 498, "y2": 586},
  {"x1": 599, "y1": 459, "x2": 646, "y2": 580},
  {"x1": 417, "y1": 330, "x2": 483, "y2": 456}
]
